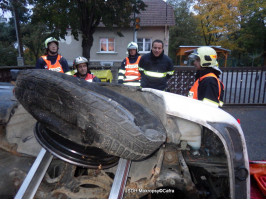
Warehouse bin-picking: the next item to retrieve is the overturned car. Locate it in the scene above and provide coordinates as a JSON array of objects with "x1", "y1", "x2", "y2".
[{"x1": 0, "y1": 69, "x2": 249, "y2": 198}]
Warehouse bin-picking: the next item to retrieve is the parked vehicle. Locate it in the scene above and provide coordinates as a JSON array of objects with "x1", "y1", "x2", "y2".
[{"x1": 0, "y1": 70, "x2": 250, "y2": 198}]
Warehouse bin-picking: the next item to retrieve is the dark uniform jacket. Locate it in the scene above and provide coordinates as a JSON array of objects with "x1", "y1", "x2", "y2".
[
  {"x1": 195, "y1": 68, "x2": 224, "y2": 106},
  {"x1": 138, "y1": 50, "x2": 174, "y2": 90}
]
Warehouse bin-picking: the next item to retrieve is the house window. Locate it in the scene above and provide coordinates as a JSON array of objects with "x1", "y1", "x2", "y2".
[
  {"x1": 100, "y1": 38, "x2": 115, "y2": 52},
  {"x1": 137, "y1": 38, "x2": 151, "y2": 52}
]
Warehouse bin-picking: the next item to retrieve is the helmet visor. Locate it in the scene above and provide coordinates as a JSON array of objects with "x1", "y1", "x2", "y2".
[
  {"x1": 128, "y1": 46, "x2": 137, "y2": 50},
  {"x1": 188, "y1": 53, "x2": 199, "y2": 65}
]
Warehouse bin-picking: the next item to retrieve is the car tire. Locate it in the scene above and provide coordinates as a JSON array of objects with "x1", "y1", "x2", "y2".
[{"x1": 15, "y1": 69, "x2": 166, "y2": 160}]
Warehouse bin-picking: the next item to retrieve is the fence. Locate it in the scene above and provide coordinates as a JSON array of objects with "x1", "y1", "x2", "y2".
[
  {"x1": 1, "y1": 66, "x2": 266, "y2": 105},
  {"x1": 167, "y1": 66, "x2": 266, "y2": 105},
  {"x1": 220, "y1": 67, "x2": 266, "y2": 105}
]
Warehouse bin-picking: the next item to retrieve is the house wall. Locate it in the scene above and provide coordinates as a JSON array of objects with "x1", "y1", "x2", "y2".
[
  {"x1": 59, "y1": 26, "x2": 170, "y2": 66},
  {"x1": 59, "y1": 32, "x2": 83, "y2": 66}
]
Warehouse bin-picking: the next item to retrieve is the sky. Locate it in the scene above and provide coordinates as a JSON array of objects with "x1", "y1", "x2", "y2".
[{"x1": 0, "y1": 9, "x2": 12, "y2": 21}]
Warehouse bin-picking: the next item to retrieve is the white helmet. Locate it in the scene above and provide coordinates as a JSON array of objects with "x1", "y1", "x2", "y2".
[
  {"x1": 45, "y1": 37, "x2": 58, "y2": 49},
  {"x1": 189, "y1": 46, "x2": 221, "y2": 73},
  {"x1": 73, "y1": 56, "x2": 88, "y2": 69},
  {"x1": 127, "y1": 42, "x2": 138, "y2": 51}
]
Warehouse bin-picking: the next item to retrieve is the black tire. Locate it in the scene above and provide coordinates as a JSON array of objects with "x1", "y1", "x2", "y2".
[{"x1": 15, "y1": 69, "x2": 166, "y2": 160}]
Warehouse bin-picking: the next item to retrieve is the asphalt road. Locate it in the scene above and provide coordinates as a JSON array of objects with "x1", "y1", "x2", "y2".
[{"x1": 222, "y1": 106, "x2": 266, "y2": 161}]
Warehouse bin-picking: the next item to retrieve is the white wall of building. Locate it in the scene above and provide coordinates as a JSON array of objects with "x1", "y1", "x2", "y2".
[{"x1": 59, "y1": 26, "x2": 170, "y2": 66}]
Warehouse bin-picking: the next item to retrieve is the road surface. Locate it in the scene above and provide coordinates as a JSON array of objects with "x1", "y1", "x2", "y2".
[{"x1": 223, "y1": 106, "x2": 266, "y2": 161}]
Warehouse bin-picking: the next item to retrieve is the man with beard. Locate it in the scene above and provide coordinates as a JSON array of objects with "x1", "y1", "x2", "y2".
[{"x1": 35, "y1": 37, "x2": 70, "y2": 74}]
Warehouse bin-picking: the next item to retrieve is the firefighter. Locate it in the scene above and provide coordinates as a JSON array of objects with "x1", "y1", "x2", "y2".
[
  {"x1": 188, "y1": 46, "x2": 224, "y2": 107},
  {"x1": 138, "y1": 39, "x2": 174, "y2": 91},
  {"x1": 73, "y1": 56, "x2": 101, "y2": 82},
  {"x1": 118, "y1": 42, "x2": 141, "y2": 87},
  {"x1": 36, "y1": 37, "x2": 70, "y2": 74}
]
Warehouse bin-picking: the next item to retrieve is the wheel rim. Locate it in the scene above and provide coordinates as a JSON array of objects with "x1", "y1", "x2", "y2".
[{"x1": 34, "y1": 123, "x2": 119, "y2": 169}]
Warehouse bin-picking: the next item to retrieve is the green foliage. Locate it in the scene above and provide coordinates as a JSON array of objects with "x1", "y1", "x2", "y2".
[
  {"x1": 0, "y1": 22, "x2": 16, "y2": 44},
  {"x1": 190, "y1": 0, "x2": 265, "y2": 66},
  {"x1": 193, "y1": 0, "x2": 240, "y2": 48},
  {"x1": 0, "y1": 22, "x2": 17, "y2": 66},
  {"x1": 21, "y1": 23, "x2": 50, "y2": 64},
  {"x1": 31, "y1": 0, "x2": 146, "y2": 59},
  {"x1": 0, "y1": 43, "x2": 17, "y2": 66},
  {"x1": 238, "y1": 0, "x2": 265, "y2": 54},
  {"x1": 232, "y1": 0, "x2": 266, "y2": 66},
  {"x1": 168, "y1": 0, "x2": 203, "y2": 63},
  {"x1": 0, "y1": 0, "x2": 33, "y2": 65}
]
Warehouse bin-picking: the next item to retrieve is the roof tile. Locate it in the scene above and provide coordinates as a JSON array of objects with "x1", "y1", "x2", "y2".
[
  {"x1": 98, "y1": 0, "x2": 175, "y2": 27},
  {"x1": 139, "y1": 0, "x2": 175, "y2": 26}
]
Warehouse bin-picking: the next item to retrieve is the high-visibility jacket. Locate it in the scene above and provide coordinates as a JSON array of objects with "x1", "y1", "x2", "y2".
[
  {"x1": 188, "y1": 73, "x2": 224, "y2": 107},
  {"x1": 41, "y1": 55, "x2": 64, "y2": 73},
  {"x1": 74, "y1": 73, "x2": 96, "y2": 82},
  {"x1": 118, "y1": 56, "x2": 141, "y2": 87}
]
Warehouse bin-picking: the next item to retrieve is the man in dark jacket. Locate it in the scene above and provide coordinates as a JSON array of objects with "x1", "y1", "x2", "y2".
[
  {"x1": 35, "y1": 37, "x2": 70, "y2": 74},
  {"x1": 188, "y1": 46, "x2": 224, "y2": 107},
  {"x1": 138, "y1": 39, "x2": 174, "y2": 90}
]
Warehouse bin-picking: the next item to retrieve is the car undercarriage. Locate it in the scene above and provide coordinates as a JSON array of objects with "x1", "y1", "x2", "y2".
[{"x1": 0, "y1": 70, "x2": 250, "y2": 198}]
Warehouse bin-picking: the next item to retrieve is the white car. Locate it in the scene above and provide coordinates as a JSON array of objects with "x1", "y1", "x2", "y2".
[{"x1": 0, "y1": 69, "x2": 249, "y2": 198}]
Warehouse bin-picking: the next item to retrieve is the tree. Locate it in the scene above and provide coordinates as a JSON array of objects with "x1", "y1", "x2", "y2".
[
  {"x1": 236, "y1": 0, "x2": 266, "y2": 66},
  {"x1": 31, "y1": 0, "x2": 146, "y2": 61},
  {"x1": 193, "y1": 0, "x2": 240, "y2": 49},
  {"x1": 0, "y1": 0, "x2": 32, "y2": 60},
  {"x1": 21, "y1": 23, "x2": 50, "y2": 64},
  {"x1": 0, "y1": 22, "x2": 17, "y2": 66},
  {"x1": 168, "y1": 0, "x2": 203, "y2": 62}
]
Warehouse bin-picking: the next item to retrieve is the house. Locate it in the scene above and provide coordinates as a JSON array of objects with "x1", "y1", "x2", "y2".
[
  {"x1": 59, "y1": 0, "x2": 175, "y2": 67},
  {"x1": 176, "y1": 46, "x2": 231, "y2": 67}
]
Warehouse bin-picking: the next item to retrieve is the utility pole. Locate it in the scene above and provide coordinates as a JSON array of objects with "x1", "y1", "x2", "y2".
[
  {"x1": 10, "y1": 0, "x2": 24, "y2": 66},
  {"x1": 133, "y1": 15, "x2": 137, "y2": 42},
  {"x1": 133, "y1": 0, "x2": 140, "y2": 43},
  {"x1": 133, "y1": 1, "x2": 137, "y2": 43}
]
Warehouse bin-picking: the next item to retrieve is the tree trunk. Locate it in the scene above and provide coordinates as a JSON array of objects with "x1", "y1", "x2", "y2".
[
  {"x1": 78, "y1": 0, "x2": 100, "y2": 62},
  {"x1": 82, "y1": 33, "x2": 93, "y2": 61}
]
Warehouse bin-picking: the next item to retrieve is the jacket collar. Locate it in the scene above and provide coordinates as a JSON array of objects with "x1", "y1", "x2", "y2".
[{"x1": 195, "y1": 68, "x2": 220, "y2": 80}]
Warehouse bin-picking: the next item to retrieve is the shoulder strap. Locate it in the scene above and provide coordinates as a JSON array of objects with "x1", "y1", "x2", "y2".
[
  {"x1": 125, "y1": 57, "x2": 129, "y2": 65},
  {"x1": 136, "y1": 56, "x2": 141, "y2": 63}
]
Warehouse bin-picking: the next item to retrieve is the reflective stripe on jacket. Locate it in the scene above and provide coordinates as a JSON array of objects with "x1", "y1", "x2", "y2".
[
  {"x1": 41, "y1": 55, "x2": 64, "y2": 73},
  {"x1": 124, "y1": 56, "x2": 141, "y2": 82},
  {"x1": 188, "y1": 73, "x2": 224, "y2": 107},
  {"x1": 138, "y1": 51, "x2": 174, "y2": 90},
  {"x1": 139, "y1": 69, "x2": 174, "y2": 78}
]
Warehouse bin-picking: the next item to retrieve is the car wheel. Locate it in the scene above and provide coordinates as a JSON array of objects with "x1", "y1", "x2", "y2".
[{"x1": 15, "y1": 69, "x2": 166, "y2": 160}]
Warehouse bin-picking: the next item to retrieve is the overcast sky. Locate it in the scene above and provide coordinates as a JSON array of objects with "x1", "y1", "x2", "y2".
[{"x1": 0, "y1": 9, "x2": 12, "y2": 21}]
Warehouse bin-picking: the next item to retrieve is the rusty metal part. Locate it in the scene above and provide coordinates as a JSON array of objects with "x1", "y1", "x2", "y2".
[
  {"x1": 45, "y1": 163, "x2": 114, "y2": 199},
  {"x1": 164, "y1": 150, "x2": 179, "y2": 165}
]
